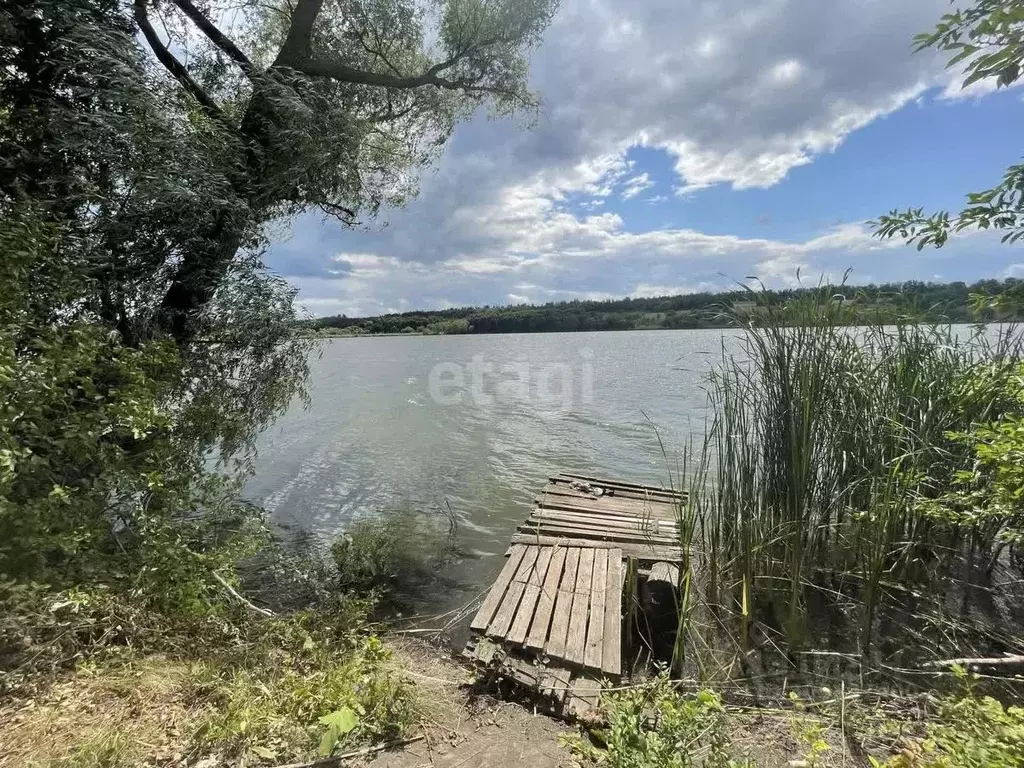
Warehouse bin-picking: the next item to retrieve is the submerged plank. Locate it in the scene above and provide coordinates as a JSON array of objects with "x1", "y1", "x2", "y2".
[
  {"x1": 584, "y1": 547, "x2": 608, "y2": 672},
  {"x1": 546, "y1": 548, "x2": 580, "y2": 659},
  {"x1": 556, "y1": 472, "x2": 684, "y2": 497},
  {"x1": 565, "y1": 548, "x2": 595, "y2": 666},
  {"x1": 508, "y1": 548, "x2": 553, "y2": 645},
  {"x1": 527, "y1": 546, "x2": 567, "y2": 650},
  {"x1": 538, "y1": 489, "x2": 680, "y2": 518},
  {"x1": 603, "y1": 548, "x2": 623, "y2": 676},
  {"x1": 487, "y1": 546, "x2": 539, "y2": 638},
  {"x1": 470, "y1": 545, "x2": 526, "y2": 631}
]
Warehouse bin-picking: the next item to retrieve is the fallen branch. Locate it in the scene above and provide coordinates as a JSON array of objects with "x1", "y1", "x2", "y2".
[
  {"x1": 924, "y1": 654, "x2": 1024, "y2": 669},
  {"x1": 211, "y1": 571, "x2": 275, "y2": 618},
  {"x1": 269, "y1": 736, "x2": 426, "y2": 768}
]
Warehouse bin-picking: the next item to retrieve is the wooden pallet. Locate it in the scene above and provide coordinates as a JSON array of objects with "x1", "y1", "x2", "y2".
[
  {"x1": 461, "y1": 636, "x2": 604, "y2": 720},
  {"x1": 464, "y1": 472, "x2": 686, "y2": 717},
  {"x1": 470, "y1": 543, "x2": 623, "y2": 676},
  {"x1": 516, "y1": 473, "x2": 685, "y2": 559}
]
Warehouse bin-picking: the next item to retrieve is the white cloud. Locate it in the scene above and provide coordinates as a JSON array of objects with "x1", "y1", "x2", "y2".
[
  {"x1": 1004, "y1": 264, "x2": 1024, "y2": 279},
  {"x1": 768, "y1": 59, "x2": 805, "y2": 86},
  {"x1": 294, "y1": 203, "x2": 971, "y2": 316},
  {"x1": 270, "y1": 0, "x2": 1022, "y2": 314},
  {"x1": 621, "y1": 172, "x2": 654, "y2": 199}
]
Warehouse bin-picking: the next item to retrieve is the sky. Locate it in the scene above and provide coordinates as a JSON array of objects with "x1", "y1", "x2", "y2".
[{"x1": 266, "y1": 0, "x2": 1024, "y2": 319}]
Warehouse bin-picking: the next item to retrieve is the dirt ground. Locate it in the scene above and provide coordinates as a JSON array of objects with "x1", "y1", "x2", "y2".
[
  {"x1": 367, "y1": 637, "x2": 827, "y2": 768},
  {"x1": 378, "y1": 634, "x2": 894, "y2": 768},
  {"x1": 368, "y1": 637, "x2": 576, "y2": 768},
  {"x1": 1, "y1": 633, "x2": 867, "y2": 768}
]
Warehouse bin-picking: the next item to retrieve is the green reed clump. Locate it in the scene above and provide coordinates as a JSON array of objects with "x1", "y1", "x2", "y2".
[
  {"x1": 330, "y1": 506, "x2": 458, "y2": 605},
  {"x1": 678, "y1": 285, "x2": 1023, "y2": 667}
]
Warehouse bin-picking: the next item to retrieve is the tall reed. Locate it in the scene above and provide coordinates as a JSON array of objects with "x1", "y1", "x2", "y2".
[{"x1": 676, "y1": 285, "x2": 1022, "y2": 670}]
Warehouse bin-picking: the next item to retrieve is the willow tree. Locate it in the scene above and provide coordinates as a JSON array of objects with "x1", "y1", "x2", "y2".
[
  {"x1": 0, "y1": 0, "x2": 555, "y2": 595},
  {"x1": 131, "y1": 0, "x2": 557, "y2": 342}
]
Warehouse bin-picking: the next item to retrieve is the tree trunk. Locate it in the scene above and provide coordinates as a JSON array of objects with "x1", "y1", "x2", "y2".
[
  {"x1": 158, "y1": 209, "x2": 247, "y2": 343},
  {"x1": 149, "y1": 0, "x2": 331, "y2": 345},
  {"x1": 156, "y1": 85, "x2": 281, "y2": 344}
]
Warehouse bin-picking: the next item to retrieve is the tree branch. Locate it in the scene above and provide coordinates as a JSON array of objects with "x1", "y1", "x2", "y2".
[
  {"x1": 293, "y1": 57, "x2": 489, "y2": 92},
  {"x1": 292, "y1": 31, "x2": 512, "y2": 94},
  {"x1": 133, "y1": 0, "x2": 229, "y2": 123},
  {"x1": 169, "y1": 0, "x2": 258, "y2": 76},
  {"x1": 318, "y1": 201, "x2": 358, "y2": 224},
  {"x1": 274, "y1": 0, "x2": 326, "y2": 67},
  {"x1": 211, "y1": 570, "x2": 275, "y2": 617}
]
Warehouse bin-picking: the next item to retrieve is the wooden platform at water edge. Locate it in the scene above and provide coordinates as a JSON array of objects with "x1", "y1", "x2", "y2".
[{"x1": 464, "y1": 472, "x2": 684, "y2": 719}]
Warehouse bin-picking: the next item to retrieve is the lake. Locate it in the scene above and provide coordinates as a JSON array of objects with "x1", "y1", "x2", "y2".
[{"x1": 247, "y1": 328, "x2": 737, "y2": 611}]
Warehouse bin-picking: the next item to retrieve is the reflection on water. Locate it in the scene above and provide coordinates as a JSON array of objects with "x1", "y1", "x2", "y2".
[{"x1": 245, "y1": 328, "x2": 734, "y2": 611}]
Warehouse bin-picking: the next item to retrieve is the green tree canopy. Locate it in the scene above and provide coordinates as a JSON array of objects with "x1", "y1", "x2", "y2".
[
  {"x1": 874, "y1": 0, "x2": 1024, "y2": 252},
  {"x1": 3, "y1": 0, "x2": 557, "y2": 346},
  {"x1": 0, "y1": 0, "x2": 556, "y2": 600},
  {"x1": 138, "y1": 0, "x2": 557, "y2": 343}
]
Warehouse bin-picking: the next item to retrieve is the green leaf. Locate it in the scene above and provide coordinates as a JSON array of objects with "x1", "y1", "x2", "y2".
[
  {"x1": 319, "y1": 728, "x2": 338, "y2": 757},
  {"x1": 318, "y1": 707, "x2": 360, "y2": 755},
  {"x1": 319, "y1": 707, "x2": 358, "y2": 734},
  {"x1": 250, "y1": 745, "x2": 277, "y2": 760}
]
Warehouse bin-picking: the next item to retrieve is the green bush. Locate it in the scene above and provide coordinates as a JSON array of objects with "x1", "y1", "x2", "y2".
[
  {"x1": 330, "y1": 508, "x2": 458, "y2": 600},
  {"x1": 916, "y1": 362, "x2": 1024, "y2": 548},
  {"x1": 564, "y1": 675, "x2": 751, "y2": 768},
  {"x1": 194, "y1": 633, "x2": 413, "y2": 762},
  {"x1": 877, "y1": 673, "x2": 1024, "y2": 768}
]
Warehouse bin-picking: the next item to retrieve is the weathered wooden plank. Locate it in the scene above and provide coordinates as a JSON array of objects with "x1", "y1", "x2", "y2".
[
  {"x1": 540, "y1": 487, "x2": 675, "y2": 512},
  {"x1": 501, "y1": 654, "x2": 543, "y2": 687},
  {"x1": 537, "y1": 508, "x2": 678, "y2": 531},
  {"x1": 545, "y1": 548, "x2": 580, "y2": 659},
  {"x1": 540, "y1": 664, "x2": 572, "y2": 704},
  {"x1": 533, "y1": 509, "x2": 679, "y2": 536},
  {"x1": 509, "y1": 534, "x2": 683, "y2": 562},
  {"x1": 508, "y1": 547, "x2": 553, "y2": 645},
  {"x1": 470, "y1": 545, "x2": 526, "y2": 631},
  {"x1": 536, "y1": 507, "x2": 678, "y2": 531},
  {"x1": 532, "y1": 507, "x2": 675, "y2": 532},
  {"x1": 543, "y1": 490, "x2": 679, "y2": 512},
  {"x1": 537, "y1": 494, "x2": 678, "y2": 518},
  {"x1": 649, "y1": 561, "x2": 680, "y2": 589},
  {"x1": 554, "y1": 473, "x2": 684, "y2": 498},
  {"x1": 543, "y1": 479, "x2": 678, "y2": 500},
  {"x1": 487, "y1": 546, "x2": 539, "y2": 638},
  {"x1": 538, "y1": 495, "x2": 679, "y2": 522},
  {"x1": 519, "y1": 520, "x2": 679, "y2": 547},
  {"x1": 564, "y1": 548, "x2": 595, "y2": 666},
  {"x1": 464, "y1": 635, "x2": 504, "y2": 666},
  {"x1": 603, "y1": 548, "x2": 623, "y2": 676},
  {"x1": 566, "y1": 675, "x2": 603, "y2": 720},
  {"x1": 523, "y1": 517, "x2": 677, "y2": 540},
  {"x1": 527, "y1": 546, "x2": 567, "y2": 650},
  {"x1": 584, "y1": 547, "x2": 607, "y2": 672},
  {"x1": 557, "y1": 475, "x2": 684, "y2": 499}
]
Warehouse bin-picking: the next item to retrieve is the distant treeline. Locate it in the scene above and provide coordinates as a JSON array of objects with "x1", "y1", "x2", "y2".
[{"x1": 305, "y1": 278, "x2": 1024, "y2": 336}]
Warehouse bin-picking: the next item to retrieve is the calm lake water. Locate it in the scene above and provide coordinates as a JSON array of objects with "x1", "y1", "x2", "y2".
[{"x1": 247, "y1": 329, "x2": 737, "y2": 610}]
